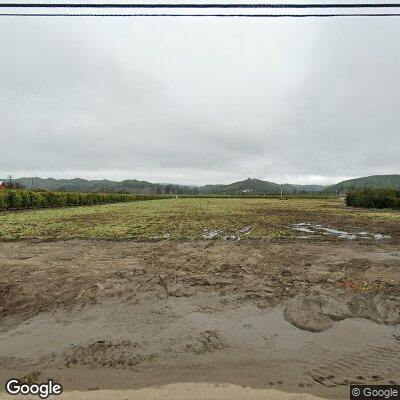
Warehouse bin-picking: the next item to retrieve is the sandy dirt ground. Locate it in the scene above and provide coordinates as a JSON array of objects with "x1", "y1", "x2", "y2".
[
  {"x1": 0, "y1": 239, "x2": 399, "y2": 399},
  {"x1": 0, "y1": 383, "x2": 331, "y2": 400}
]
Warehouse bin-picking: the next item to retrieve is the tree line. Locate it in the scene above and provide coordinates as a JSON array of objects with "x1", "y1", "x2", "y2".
[
  {"x1": 0, "y1": 189, "x2": 167, "y2": 210},
  {"x1": 346, "y1": 188, "x2": 400, "y2": 210}
]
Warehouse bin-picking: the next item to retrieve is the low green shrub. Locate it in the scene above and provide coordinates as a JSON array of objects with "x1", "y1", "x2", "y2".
[
  {"x1": 346, "y1": 188, "x2": 400, "y2": 210},
  {"x1": 0, "y1": 191, "x2": 8, "y2": 210},
  {"x1": 0, "y1": 189, "x2": 167, "y2": 210}
]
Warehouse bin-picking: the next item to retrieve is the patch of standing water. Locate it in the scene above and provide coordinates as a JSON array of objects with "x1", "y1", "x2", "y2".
[
  {"x1": 239, "y1": 226, "x2": 253, "y2": 235},
  {"x1": 201, "y1": 226, "x2": 253, "y2": 240},
  {"x1": 373, "y1": 233, "x2": 391, "y2": 240},
  {"x1": 292, "y1": 226, "x2": 315, "y2": 234},
  {"x1": 292, "y1": 223, "x2": 391, "y2": 240},
  {"x1": 319, "y1": 227, "x2": 356, "y2": 240},
  {"x1": 201, "y1": 230, "x2": 221, "y2": 240}
]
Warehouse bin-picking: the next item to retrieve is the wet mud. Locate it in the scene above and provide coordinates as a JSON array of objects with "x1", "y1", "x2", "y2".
[{"x1": 0, "y1": 239, "x2": 399, "y2": 399}]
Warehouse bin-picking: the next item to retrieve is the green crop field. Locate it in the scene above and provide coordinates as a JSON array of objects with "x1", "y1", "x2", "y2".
[{"x1": 0, "y1": 197, "x2": 399, "y2": 241}]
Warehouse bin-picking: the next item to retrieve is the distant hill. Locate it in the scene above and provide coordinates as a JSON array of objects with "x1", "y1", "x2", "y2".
[
  {"x1": 325, "y1": 174, "x2": 400, "y2": 194},
  {"x1": 283, "y1": 183, "x2": 326, "y2": 194},
  {"x1": 7, "y1": 177, "x2": 198, "y2": 195},
  {"x1": 201, "y1": 178, "x2": 281, "y2": 195},
  {"x1": 4, "y1": 177, "x2": 327, "y2": 195},
  {"x1": 5, "y1": 174, "x2": 399, "y2": 195},
  {"x1": 201, "y1": 179, "x2": 325, "y2": 195}
]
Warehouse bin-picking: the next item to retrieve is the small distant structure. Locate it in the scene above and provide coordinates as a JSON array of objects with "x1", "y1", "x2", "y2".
[{"x1": 0, "y1": 181, "x2": 6, "y2": 191}]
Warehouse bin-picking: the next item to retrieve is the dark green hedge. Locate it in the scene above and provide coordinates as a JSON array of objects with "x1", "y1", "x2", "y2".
[
  {"x1": 0, "y1": 190, "x2": 166, "y2": 210},
  {"x1": 346, "y1": 188, "x2": 400, "y2": 210}
]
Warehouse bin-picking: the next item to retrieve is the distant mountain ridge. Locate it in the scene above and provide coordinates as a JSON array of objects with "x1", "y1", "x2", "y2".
[
  {"x1": 324, "y1": 174, "x2": 400, "y2": 194},
  {"x1": 201, "y1": 178, "x2": 325, "y2": 195},
  {"x1": 5, "y1": 177, "x2": 197, "y2": 195},
  {"x1": 2, "y1": 174, "x2": 399, "y2": 195}
]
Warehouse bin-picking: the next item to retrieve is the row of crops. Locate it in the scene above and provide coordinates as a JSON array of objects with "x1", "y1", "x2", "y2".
[
  {"x1": 0, "y1": 189, "x2": 166, "y2": 210},
  {"x1": 346, "y1": 188, "x2": 400, "y2": 210}
]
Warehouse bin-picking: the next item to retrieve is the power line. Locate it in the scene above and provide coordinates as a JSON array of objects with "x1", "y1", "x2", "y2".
[
  {"x1": 2, "y1": 3, "x2": 400, "y2": 17},
  {"x1": 1, "y1": 2, "x2": 400, "y2": 8},
  {"x1": 1, "y1": 12, "x2": 400, "y2": 16}
]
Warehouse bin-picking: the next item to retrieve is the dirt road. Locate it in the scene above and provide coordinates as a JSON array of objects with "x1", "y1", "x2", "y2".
[{"x1": 0, "y1": 239, "x2": 399, "y2": 399}]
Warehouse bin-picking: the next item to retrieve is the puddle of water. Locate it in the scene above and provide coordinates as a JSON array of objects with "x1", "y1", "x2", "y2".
[
  {"x1": 293, "y1": 226, "x2": 315, "y2": 234},
  {"x1": 3, "y1": 302, "x2": 395, "y2": 360},
  {"x1": 373, "y1": 233, "x2": 391, "y2": 240},
  {"x1": 1, "y1": 297, "x2": 398, "y2": 394},
  {"x1": 239, "y1": 226, "x2": 253, "y2": 235},
  {"x1": 319, "y1": 227, "x2": 356, "y2": 240},
  {"x1": 201, "y1": 230, "x2": 220, "y2": 239},
  {"x1": 202, "y1": 226, "x2": 253, "y2": 240},
  {"x1": 292, "y1": 223, "x2": 391, "y2": 241}
]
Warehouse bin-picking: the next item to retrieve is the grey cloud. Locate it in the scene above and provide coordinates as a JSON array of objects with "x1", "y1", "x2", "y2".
[{"x1": 0, "y1": 17, "x2": 399, "y2": 185}]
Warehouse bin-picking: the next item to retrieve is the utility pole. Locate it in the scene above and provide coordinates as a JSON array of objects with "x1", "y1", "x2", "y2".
[{"x1": 280, "y1": 183, "x2": 283, "y2": 199}]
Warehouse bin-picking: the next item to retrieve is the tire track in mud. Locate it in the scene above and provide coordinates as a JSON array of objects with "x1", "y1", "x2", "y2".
[{"x1": 308, "y1": 340, "x2": 400, "y2": 386}]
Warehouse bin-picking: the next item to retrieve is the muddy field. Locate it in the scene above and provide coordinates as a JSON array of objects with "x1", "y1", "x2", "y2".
[
  {"x1": 1, "y1": 197, "x2": 399, "y2": 241},
  {"x1": 0, "y1": 198, "x2": 399, "y2": 399},
  {"x1": 0, "y1": 237, "x2": 399, "y2": 399}
]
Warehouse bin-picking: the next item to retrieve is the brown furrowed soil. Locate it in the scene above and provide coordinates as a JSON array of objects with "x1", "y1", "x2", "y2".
[{"x1": 0, "y1": 239, "x2": 399, "y2": 399}]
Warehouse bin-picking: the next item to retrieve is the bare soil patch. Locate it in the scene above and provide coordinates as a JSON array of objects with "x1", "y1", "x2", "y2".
[
  {"x1": 0, "y1": 240, "x2": 399, "y2": 325},
  {"x1": 0, "y1": 240, "x2": 399, "y2": 399}
]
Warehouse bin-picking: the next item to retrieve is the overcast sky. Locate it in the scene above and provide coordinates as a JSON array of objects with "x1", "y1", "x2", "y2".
[{"x1": 1, "y1": 11, "x2": 400, "y2": 185}]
